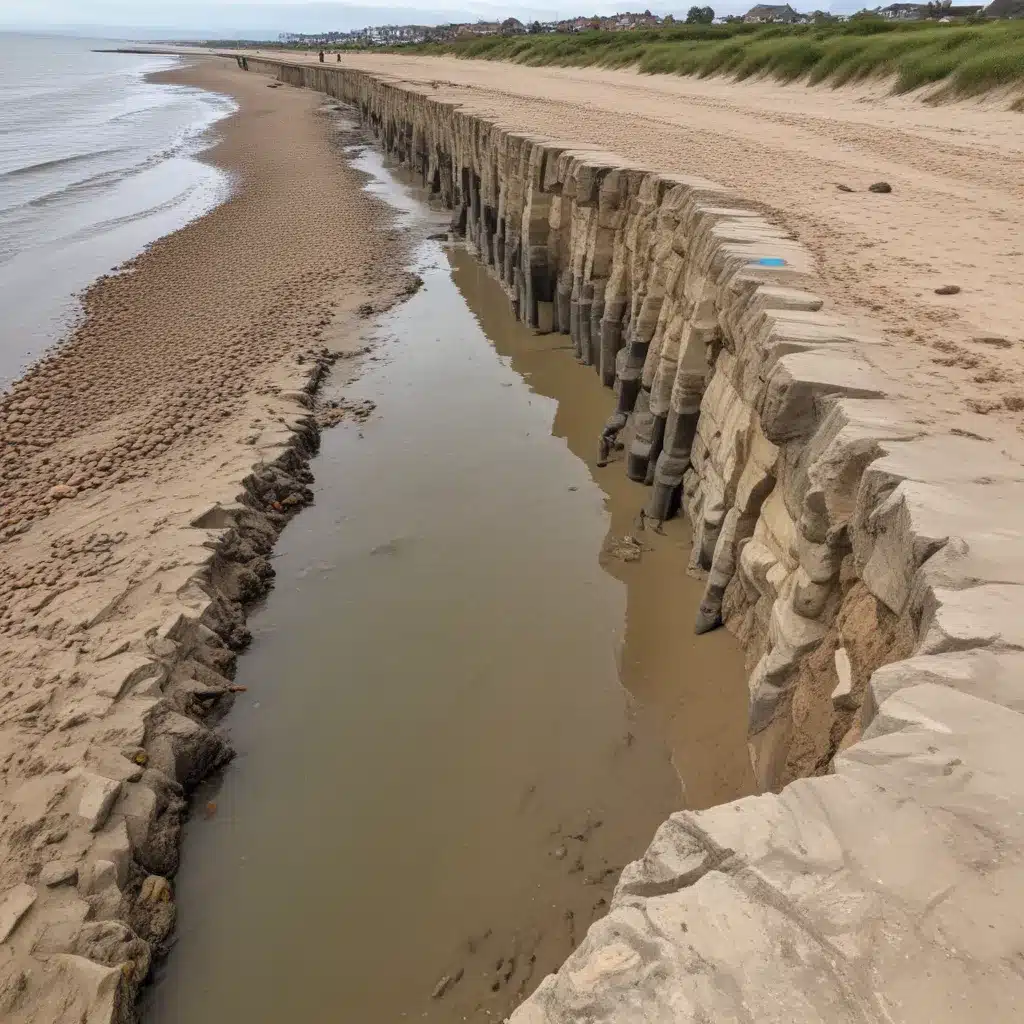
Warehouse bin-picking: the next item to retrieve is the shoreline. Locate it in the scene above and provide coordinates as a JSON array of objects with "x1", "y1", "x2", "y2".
[
  {"x1": 0, "y1": 48, "x2": 234, "y2": 389},
  {"x1": 146, "y1": 60, "x2": 238, "y2": 182},
  {"x1": 145, "y1": 60, "x2": 239, "y2": 194},
  {"x1": 0, "y1": 58, "x2": 415, "y2": 1022}
]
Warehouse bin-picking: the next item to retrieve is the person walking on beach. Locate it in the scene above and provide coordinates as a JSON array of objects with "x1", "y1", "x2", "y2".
[{"x1": 319, "y1": 50, "x2": 325, "y2": 62}]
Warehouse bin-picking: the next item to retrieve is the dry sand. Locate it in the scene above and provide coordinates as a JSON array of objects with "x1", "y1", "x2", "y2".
[
  {"x1": 0, "y1": 58, "x2": 411, "y2": 1019},
  {"x1": 251, "y1": 50, "x2": 1024, "y2": 442}
]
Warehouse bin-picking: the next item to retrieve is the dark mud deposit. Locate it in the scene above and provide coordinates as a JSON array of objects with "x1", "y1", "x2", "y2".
[{"x1": 144, "y1": 140, "x2": 752, "y2": 1024}]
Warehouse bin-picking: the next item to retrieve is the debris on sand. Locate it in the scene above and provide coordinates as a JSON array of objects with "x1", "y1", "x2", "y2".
[
  {"x1": 934, "y1": 284, "x2": 961, "y2": 295},
  {"x1": 567, "y1": 818, "x2": 603, "y2": 843},
  {"x1": 431, "y1": 967, "x2": 464, "y2": 999},
  {"x1": 464, "y1": 928, "x2": 493, "y2": 954},
  {"x1": 607, "y1": 534, "x2": 643, "y2": 563},
  {"x1": 317, "y1": 397, "x2": 376, "y2": 427},
  {"x1": 400, "y1": 272, "x2": 424, "y2": 296},
  {"x1": 868, "y1": 181, "x2": 892, "y2": 193},
  {"x1": 583, "y1": 865, "x2": 619, "y2": 886}
]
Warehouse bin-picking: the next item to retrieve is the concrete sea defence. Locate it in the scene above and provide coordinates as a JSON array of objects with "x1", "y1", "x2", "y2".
[{"x1": 245, "y1": 57, "x2": 1024, "y2": 1021}]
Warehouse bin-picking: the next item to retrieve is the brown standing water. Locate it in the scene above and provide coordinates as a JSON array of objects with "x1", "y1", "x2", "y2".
[{"x1": 144, "y1": 138, "x2": 753, "y2": 1024}]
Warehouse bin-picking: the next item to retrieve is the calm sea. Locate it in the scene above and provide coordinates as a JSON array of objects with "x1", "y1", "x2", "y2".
[{"x1": 0, "y1": 33, "x2": 236, "y2": 387}]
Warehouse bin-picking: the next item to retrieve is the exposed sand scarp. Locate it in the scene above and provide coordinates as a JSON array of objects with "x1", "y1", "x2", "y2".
[{"x1": 237, "y1": 50, "x2": 1024, "y2": 444}]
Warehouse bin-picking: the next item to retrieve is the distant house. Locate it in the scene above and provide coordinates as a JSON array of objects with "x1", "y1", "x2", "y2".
[
  {"x1": 902, "y1": 0, "x2": 987, "y2": 12},
  {"x1": 743, "y1": 3, "x2": 800, "y2": 21},
  {"x1": 879, "y1": 2, "x2": 927, "y2": 16},
  {"x1": 500, "y1": 17, "x2": 526, "y2": 34},
  {"x1": 912, "y1": 1, "x2": 986, "y2": 13}
]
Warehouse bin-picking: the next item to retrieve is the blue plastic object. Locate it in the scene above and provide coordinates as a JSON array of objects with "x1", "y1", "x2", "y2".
[{"x1": 754, "y1": 257, "x2": 787, "y2": 267}]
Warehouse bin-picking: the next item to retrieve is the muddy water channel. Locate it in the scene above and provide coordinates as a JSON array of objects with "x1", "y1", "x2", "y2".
[{"x1": 145, "y1": 143, "x2": 753, "y2": 1024}]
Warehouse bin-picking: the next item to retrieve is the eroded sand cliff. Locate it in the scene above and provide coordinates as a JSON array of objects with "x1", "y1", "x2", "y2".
[{"x1": 248, "y1": 57, "x2": 1024, "y2": 1022}]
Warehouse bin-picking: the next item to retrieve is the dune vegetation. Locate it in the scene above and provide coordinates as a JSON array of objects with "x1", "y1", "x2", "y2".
[{"x1": 394, "y1": 17, "x2": 1024, "y2": 104}]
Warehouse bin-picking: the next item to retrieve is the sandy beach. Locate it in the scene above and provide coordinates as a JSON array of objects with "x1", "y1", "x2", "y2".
[
  {"x1": 4, "y1": 46, "x2": 1024, "y2": 1022},
  {"x1": 0, "y1": 59, "x2": 408, "y2": 548},
  {"x1": 0, "y1": 57, "x2": 411, "y2": 1020}
]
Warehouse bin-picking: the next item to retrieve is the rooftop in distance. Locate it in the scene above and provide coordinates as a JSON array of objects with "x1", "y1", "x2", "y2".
[{"x1": 257, "y1": 0, "x2": 1014, "y2": 47}]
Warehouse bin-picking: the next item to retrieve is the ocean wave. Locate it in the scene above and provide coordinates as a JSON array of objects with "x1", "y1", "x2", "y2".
[
  {"x1": 20, "y1": 149, "x2": 179, "y2": 212},
  {"x1": 0, "y1": 147, "x2": 128, "y2": 182},
  {"x1": 64, "y1": 176, "x2": 229, "y2": 244},
  {"x1": 1, "y1": 94, "x2": 234, "y2": 218},
  {"x1": 0, "y1": 157, "x2": 231, "y2": 270},
  {"x1": 45, "y1": 187, "x2": 188, "y2": 251},
  {"x1": 0, "y1": 38, "x2": 232, "y2": 376},
  {"x1": 100, "y1": 88, "x2": 232, "y2": 134}
]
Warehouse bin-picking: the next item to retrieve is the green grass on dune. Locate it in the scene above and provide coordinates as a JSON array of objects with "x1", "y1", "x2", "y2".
[{"x1": 393, "y1": 18, "x2": 1024, "y2": 102}]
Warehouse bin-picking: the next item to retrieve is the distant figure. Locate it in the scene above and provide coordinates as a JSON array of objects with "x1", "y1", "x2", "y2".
[
  {"x1": 337, "y1": 53, "x2": 342, "y2": 62},
  {"x1": 319, "y1": 50, "x2": 325, "y2": 63}
]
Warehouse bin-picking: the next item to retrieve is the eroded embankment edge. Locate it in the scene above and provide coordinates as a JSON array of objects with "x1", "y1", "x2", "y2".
[
  {"x1": 0, "y1": 266, "x2": 431, "y2": 1024},
  {"x1": 241, "y1": 56, "x2": 1024, "y2": 1022},
  {"x1": 0, "y1": 356, "x2": 339, "y2": 1020}
]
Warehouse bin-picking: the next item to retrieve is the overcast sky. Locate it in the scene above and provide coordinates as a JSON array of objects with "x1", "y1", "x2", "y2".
[{"x1": 0, "y1": 0, "x2": 847, "y2": 38}]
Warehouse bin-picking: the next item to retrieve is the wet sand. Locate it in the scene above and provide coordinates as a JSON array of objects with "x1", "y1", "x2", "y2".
[
  {"x1": 449, "y1": 249, "x2": 753, "y2": 810},
  {"x1": 143, "y1": 143, "x2": 751, "y2": 1024}
]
